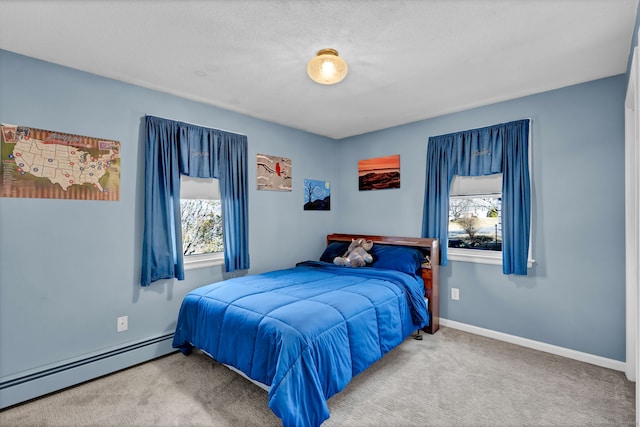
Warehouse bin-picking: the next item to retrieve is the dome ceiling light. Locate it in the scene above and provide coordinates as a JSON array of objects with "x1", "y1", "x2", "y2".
[{"x1": 306, "y1": 48, "x2": 348, "y2": 85}]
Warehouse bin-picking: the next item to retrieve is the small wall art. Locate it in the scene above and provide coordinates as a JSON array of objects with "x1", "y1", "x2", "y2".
[
  {"x1": 256, "y1": 153, "x2": 292, "y2": 191},
  {"x1": 358, "y1": 154, "x2": 400, "y2": 191},
  {"x1": 303, "y1": 179, "x2": 330, "y2": 211}
]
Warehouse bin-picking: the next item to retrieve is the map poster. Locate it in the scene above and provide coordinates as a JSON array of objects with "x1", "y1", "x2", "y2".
[{"x1": 1, "y1": 124, "x2": 120, "y2": 201}]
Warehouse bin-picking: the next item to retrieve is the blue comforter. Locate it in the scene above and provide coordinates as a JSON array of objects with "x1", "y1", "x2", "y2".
[{"x1": 172, "y1": 261, "x2": 429, "y2": 426}]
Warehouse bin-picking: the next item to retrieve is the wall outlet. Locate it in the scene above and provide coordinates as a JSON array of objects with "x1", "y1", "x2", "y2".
[
  {"x1": 451, "y1": 288, "x2": 460, "y2": 301},
  {"x1": 117, "y1": 315, "x2": 128, "y2": 332}
]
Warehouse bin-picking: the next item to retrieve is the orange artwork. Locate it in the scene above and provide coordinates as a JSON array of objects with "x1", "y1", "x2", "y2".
[{"x1": 358, "y1": 154, "x2": 400, "y2": 191}]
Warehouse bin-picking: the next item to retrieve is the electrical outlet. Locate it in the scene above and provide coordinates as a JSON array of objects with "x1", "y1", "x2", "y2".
[
  {"x1": 117, "y1": 316, "x2": 128, "y2": 332},
  {"x1": 451, "y1": 288, "x2": 460, "y2": 301}
]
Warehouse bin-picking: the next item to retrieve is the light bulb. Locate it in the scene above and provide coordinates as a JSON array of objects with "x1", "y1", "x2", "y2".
[
  {"x1": 306, "y1": 48, "x2": 348, "y2": 85},
  {"x1": 321, "y1": 61, "x2": 336, "y2": 77}
]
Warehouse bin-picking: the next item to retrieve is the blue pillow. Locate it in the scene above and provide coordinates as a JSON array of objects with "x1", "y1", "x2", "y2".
[
  {"x1": 369, "y1": 245, "x2": 424, "y2": 276},
  {"x1": 320, "y1": 242, "x2": 349, "y2": 263}
]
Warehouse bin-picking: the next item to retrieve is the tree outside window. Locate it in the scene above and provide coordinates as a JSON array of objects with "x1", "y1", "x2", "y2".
[
  {"x1": 180, "y1": 199, "x2": 223, "y2": 255},
  {"x1": 448, "y1": 196, "x2": 501, "y2": 251}
]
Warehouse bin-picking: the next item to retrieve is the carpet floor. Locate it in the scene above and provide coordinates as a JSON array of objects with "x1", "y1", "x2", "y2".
[{"x1": 0, "y1": 327, "x2": 635, "y2": 426}]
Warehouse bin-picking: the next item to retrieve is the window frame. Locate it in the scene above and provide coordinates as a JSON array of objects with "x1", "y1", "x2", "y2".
[
  {"x1": 183, "y1": 251, "x2": 224, "y2": 270},
  {"x1": 180, "y1": 175, "x2": 225, "y2": 271},
  {"x1": 447, "y1": 183, "x2": 534, "y2": 268},
  {"x1": 448, "y1": 234, "x2": 535, "y2": 268},
  {"x1": 448, "y1": 192, "x2": 504, "y2": 266},
  {"x1": 448, "y1": 246, "x2": 535, "y2": 268}
]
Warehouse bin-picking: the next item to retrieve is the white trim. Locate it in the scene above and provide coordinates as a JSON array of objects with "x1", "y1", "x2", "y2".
[
  {"x1": 440, "y1": 318, "x2": 626, "y2": 372},
  {"x1": 448, "y1": 248, "x2": 535, "y2": 268},
  {"x1": 625, "y1": 47, "x2": 639, "y2": 384},
  {"x1": 637, "y1": 35, "x2": 640, "y2": 427},
  {"x1": 184, "y1": 252, "x2": 224, "y2": 270},
  {"x1": 624, "y1": 43, "x2": 640, "y2": 426},
  {"x1": 448, "y1": 248, "x2": 502, "y2": 265}
]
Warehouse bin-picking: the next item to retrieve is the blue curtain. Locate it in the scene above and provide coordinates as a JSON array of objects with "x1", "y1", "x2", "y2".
[
  {"x1": 141, "y1": 116, "x2": 249, "y2": 286},
  {"x1": 422, "y1": 119, "x2": 530, "y2": 275}
]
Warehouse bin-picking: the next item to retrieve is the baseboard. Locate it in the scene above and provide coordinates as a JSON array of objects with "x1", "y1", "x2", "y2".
[
  {"x1": 440, "y1": 319, "x2": 626, "y2": 372},
  {"x1": 0, "y1": 333, "x2": 177, "y2": 409}
]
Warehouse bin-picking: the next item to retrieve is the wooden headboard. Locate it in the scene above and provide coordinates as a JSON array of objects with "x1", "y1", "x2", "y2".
[{"x1": 326, "y1": 233, "x2": 440, "y2": 334}]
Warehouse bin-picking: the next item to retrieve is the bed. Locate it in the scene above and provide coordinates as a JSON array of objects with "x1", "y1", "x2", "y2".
[{"x1": 172, "y1": 233, "x2": 440, "y2": 427}]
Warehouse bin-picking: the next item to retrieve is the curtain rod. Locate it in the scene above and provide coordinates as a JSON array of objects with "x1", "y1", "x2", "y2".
[
  {"x1": 474, "y1": 117, "x2": 533, "y2": 131},
  {"x1": 458, "y1": 117, "x2": 532, "y2": 131},
  {"x1": 145, "y1": 114, "x2": 246, "y2": 136},
  {"x1": 429, "y1": 117, "x2": 532, "y2": 139}
]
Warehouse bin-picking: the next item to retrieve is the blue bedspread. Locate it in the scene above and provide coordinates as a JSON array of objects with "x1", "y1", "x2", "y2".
[{"x1": 172, "y1": 261, "x2": 429, "y2": 427}]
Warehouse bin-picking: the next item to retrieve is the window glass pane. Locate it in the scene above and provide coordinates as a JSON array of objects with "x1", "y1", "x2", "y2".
[
  {"x1": 448, "y1": 196, "x2": 502, "y2": 251},
  {"x1": 180, "y1": 199, "x2": 223, "y2": 255}
]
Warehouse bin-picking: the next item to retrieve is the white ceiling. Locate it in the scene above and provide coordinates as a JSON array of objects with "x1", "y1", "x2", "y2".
[{"x1": 0, "y1": 0, "x2": 637, "y2": 139}]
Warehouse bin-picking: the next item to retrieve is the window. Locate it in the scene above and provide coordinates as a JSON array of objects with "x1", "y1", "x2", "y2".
[
  {"x1": 448, "y1": 174, "x2": 503, "y2": 265},
  {"x1": 180, "y1": 175, "x2": 224, "y2": 269},
  {"x1": 421, "y1": 119, "x2": 532, "y2": 273}
]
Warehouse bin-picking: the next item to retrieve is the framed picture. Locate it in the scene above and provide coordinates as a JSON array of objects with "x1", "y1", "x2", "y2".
[
  {"x1": 1, "y1": 123, "x2": 120, "y2": 201},
  {"x1": 304, "y1": 179, "x2": 330, "y2": 211},
  {"x1": 256, "y1": 153, "x2": 292, "y2": 191},
  {"x1": 358, "y1": 154, "x2": 400, "y2": 191}
]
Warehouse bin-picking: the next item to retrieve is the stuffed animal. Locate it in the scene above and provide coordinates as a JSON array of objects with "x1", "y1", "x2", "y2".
[{"x1": 333, "y1": 238, "x2": 374, "y2": 268}]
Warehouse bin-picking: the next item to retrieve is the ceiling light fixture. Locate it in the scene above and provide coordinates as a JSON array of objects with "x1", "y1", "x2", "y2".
[{"x1": 306, "y1": 48, "x2": 348, "y2": 85}]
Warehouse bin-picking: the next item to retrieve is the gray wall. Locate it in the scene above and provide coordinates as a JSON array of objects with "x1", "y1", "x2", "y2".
[
  {"x1": 336, "y1": 76, "x2": 626, "y2": 361},
  {"x1": 0, "y1": 46, "x2": 628, "y2": 407},
  {"x1": 0, "y1": 49, "x2": 339, "y2": 407}
]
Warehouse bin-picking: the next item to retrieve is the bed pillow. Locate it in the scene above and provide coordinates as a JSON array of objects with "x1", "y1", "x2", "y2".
[
  {"x1": 369, "y1": 245, "x2": 424, "y2": 276},
  {"x1": 319, "y1": 242, "x2": 349, "y2": 263}
]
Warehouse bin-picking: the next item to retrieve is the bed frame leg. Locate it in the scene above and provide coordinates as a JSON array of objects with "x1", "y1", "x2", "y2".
[{"x1": 412, "y1": 329, "x2": 423, "y2": 340}]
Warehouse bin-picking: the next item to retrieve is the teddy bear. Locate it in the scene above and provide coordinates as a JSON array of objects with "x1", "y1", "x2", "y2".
[{"x1": 333, "y1": 238, "x2": 374, "y2": 268}]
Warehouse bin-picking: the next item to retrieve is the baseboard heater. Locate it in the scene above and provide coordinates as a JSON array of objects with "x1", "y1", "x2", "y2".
[{"x1": 0, "y1": 333, "x2": 176, "y2": 409}]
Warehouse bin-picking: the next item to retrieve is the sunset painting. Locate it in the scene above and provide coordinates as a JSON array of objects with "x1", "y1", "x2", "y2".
[{"x1": 358, "y1": 154, "x2": 400, "y2": 191}]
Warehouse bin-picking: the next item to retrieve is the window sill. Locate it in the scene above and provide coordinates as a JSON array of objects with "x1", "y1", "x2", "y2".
[
  {"x1": 184, "y1": 252, "x2": 225, "y2": 270},
  {"x1": 448, "y1": 248, "x2": 535, "y2": 268}
]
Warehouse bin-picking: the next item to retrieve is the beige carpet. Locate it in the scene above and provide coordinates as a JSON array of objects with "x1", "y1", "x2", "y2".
[{"x1": 0, "y1": 327, "x2": 635, "y2": 426}]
